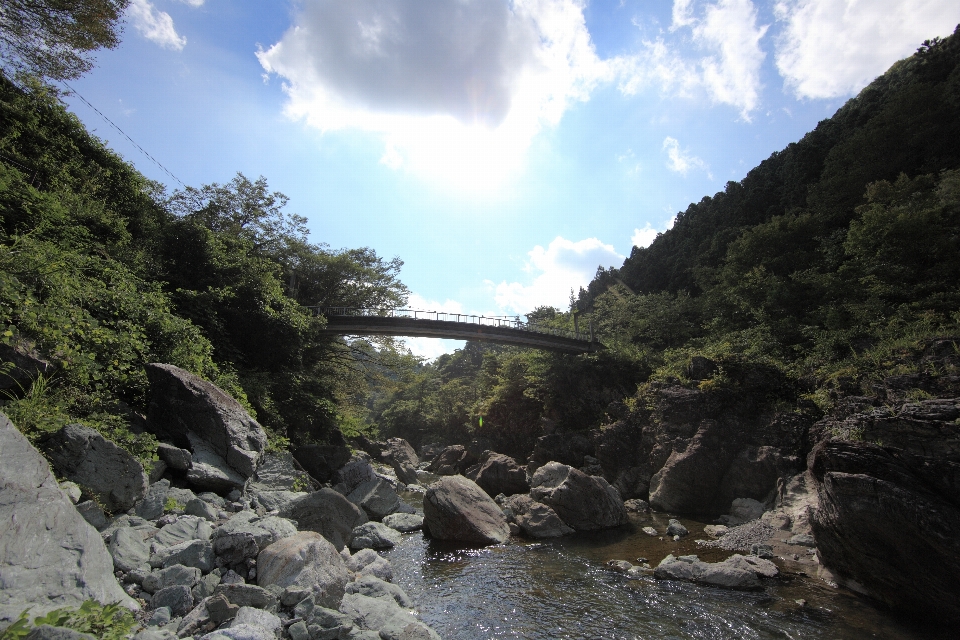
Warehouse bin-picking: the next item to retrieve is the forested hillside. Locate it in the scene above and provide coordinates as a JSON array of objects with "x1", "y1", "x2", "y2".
[
  {"x1": 0, "y1": 75, "x2": 411, "y2": 460},
  {"x1": 370, "y1": 26, "x2": 960, "y2": 459}
]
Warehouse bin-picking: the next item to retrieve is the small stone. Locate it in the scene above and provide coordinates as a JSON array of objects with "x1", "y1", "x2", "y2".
[
  {"x1": 750, "y1": 543, "x2": 774, "y2": 559},
  {"x1": 146, "y1": 607, "x2": 172, "y2": 627},
  {"x1": 185, "y1": 498, "x2": 219, "y2": 522},
  {"x1": 150, "y1": 585, "x2": 194, "y2": 617},
  {"x1": 287, "y1": 620, "x2": 310, "y2": 640},
  {"x1": 206, "y1": 593, "x2": 239, "y2": 624},
  {"x1": 786, "y1": 533, "x2": 816, "y2": 547},
  {"x1": 75, "y1": 500, "x2": 108, "y2": 530},
  {"x1": 350, "y1": 522, "x2": 402, "y2": 550},
  {"x1": 642, "y1": 526, "x2": 658, "y2": 536},
  {"x1": 60, "y1": 481, "x2": 82, "y2": 504},
  {"x1": 666, "y1": 519, "x2": 689, "y2": 537},
  {"x1": 606, "y1": 560, "x2": 633, "y2": 573}
]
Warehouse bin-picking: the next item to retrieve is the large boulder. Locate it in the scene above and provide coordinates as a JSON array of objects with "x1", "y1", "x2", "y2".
[
  {"x1": 257, "y1": 532, "x2": 348, "y2": 609},
  {"x1": 426, "y1": 445, "x2": 477, "y2": 476},
  {"x1": 292, "y1": 444, "x2": 351, "y2": 484},
  {"x1": 381, "y1": 438, "x2": 419, "y2": 485},
  {"x1": 528, "y1": 462, "x2": 627, "y2": 531},
  {"x1": 422, "y1": 475, "x2": 509, "y2": 545},
  {"x1": 279, "y1": 488, "x2": 368, "y2": 550},
  {"x1": 502, "y1": 495, "x2": 573, "y2": 539},
  {"x1": 648, "y1": 419, "x2": 736, "y2": 514},
  {"x1": 347, "y1": 478, "x2": 401, "y2": 521},
  {"x1": 653, "y1": 554, "x2": 762, "y2": 590},
  {"x1": 144, "y1": 363, "x2": 267, "y2": 482},
  {"x1": 41, "y1": 424, "x2": 148, "y2": 514},
  {"x1": 0, "y1": 414, "x2": 135, "y2": 626},
  {"x1": 809, "y1": 439, "x2": 960, "y2": 624},
  {"x1": 468, "y1": 452, "x2": 530, "y2": 497}
]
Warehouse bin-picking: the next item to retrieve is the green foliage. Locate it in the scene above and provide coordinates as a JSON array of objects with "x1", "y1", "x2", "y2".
[
  {"x1": 0, "y1": 600, "x2": 136, "y2": 640},
  {"x1": 163, "y1": 496, "x2": 184, "y2": 513}
]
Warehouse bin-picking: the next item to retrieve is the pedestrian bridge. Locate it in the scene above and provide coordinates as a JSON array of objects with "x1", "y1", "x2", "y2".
[{"x1": 311, "y1": 307, "x2": 603, "y2": 354}]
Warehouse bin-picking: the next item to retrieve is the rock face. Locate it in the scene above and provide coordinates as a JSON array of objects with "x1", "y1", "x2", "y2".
[
  {"x1": 41, "y1": 424, "x2": 148, "y2": 513},
  {"x1": 144, "y1": 363, "x2": 267, "y2": 484},
  {"x1": 257, "y1": 532, "x2": 348, "y2": 609},
  {"x1": 809, "y1": 439, "x2": 960, "y2": 624},
  {"x1": 381, "y1": 438, "x2": 419, "y2": 485},
  {"x1": 292, "y1": 444, "x2": 351, "y2": 484},
  {"x1": 527, "y1": 433, "x2": 594, "y2": 474},
  {"x1": 426, "y1": 445, "x2": 477, "y2": 476},
  {"x1": 529, "y1": 462, "x2": 627, "y2": 531},
  {"x1": 279, "y1": 488, "x2": 368, "y2": 550},
  {"x1": 467, "y1": 452, "x2": 530, "y2": 497},
  {"x1": 422, "y1": 475, "x2": 510, "y2": 545},
  {"x1": 0, "y1": 413, "x2": 135, "y2": 625},
  {"x1": 648, "y1": 420, "x2": 736, "y2": 514}
]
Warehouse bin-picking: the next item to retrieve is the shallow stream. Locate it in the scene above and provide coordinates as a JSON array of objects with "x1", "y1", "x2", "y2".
[{"x1": 384, "y1": 491, "x2": 944, "y2": 639}]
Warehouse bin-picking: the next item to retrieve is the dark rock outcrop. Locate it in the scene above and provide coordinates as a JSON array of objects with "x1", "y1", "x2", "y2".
[
  {"x1": 648, "y1": 419, "x2": 736, "y2": 514},
  {"x1": 381, "y1": 438, "x2": 419, "y2": 485},
  {"x1": 144, "y1": 363, "x2": 267, "y2": 484},
  {"x1": 426, "y1": 445, "x2": 477, "y2": 476},
  {"x1": 42, "y1": 423, "x2": 148, "y2": 513},
  {"x1": 0, "y1": 413, "x2": 135, "y2": 625},
  {"x1": 422, "y1": 475, "x2": 509, "y2": 545},
  {"x1": 279, "y1": 488, "x2": 368, "y2": 550},
  {"x1": 527, "y1": 433, "x2": 594, "y2": 474},
  {"x1": 292, "y1": 444, "x2": 351, "y2": 484},
  {"x1": 466, "y1": 451, "x2": 530, "y2": 497},
  {"x1": 528, "y1": 462, "x2": 627, "y2": 531},
  {"x1": 809, "y1": 438, "x2": 960, "y2": 624}
]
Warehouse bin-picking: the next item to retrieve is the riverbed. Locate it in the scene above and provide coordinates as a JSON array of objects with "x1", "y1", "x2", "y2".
[{"x1": 384, "y1": 496, "x2": 943, "y2": 639}]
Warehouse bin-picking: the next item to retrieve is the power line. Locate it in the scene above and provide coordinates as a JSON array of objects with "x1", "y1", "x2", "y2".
[{"x1": 60, "y1": 81, "x2": 187, "y2": 189}]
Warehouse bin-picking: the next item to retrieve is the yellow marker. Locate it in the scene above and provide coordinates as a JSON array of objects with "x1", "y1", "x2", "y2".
[{"x1": 479, "y1": 416, "x2": 483, "y2": 428}]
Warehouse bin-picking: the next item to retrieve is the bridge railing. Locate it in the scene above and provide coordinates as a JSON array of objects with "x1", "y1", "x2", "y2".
[{"x1": 310, "y1": 307, "x2": 588, "y2": 342}]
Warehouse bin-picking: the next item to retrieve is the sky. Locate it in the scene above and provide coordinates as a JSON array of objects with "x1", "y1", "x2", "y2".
[{"x1": 64, "y1": 0, "x2": 960, "y2": 358}]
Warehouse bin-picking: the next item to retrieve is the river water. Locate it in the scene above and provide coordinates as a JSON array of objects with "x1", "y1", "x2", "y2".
[{"x1": 383, "y1": 491, "x2": 942, "y2": 640}]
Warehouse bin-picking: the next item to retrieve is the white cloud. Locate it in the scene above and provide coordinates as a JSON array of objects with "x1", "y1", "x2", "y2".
[
  {"x1": 775, "y1": 0, "x2": 960, "y2": 99},
  {"x1": 631, "y1": 224, "x2": 659, "y2": 248},
  {"x1": 614, "y1": 37, "x2": 702, "y2": 98},
  {"x1": 493, "y1": 237, "x2": 624, "y2": 314},
  {"x1": 672, "y1": 0, "x2": 698, "y2": 29},
  {"x1": 127, "y1": 0, "x2": 186, "y2": 50},
  {"x1": 179, "y1": 0, "x2": 204, "y2": 6},
  {"x1": 663, "y1": 136, "x2": 710, "y2": 176},
  {"x1": 399, "y1": 294, "x2": 467, "y2": 360},
  {"x1": 258, "y1": 0, "x2": 611, "y2": 193}
]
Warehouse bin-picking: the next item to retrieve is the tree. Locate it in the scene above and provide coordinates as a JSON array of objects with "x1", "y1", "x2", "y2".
[{"x1": 0, "y1": 0, "x2": 128, "y2": 81}]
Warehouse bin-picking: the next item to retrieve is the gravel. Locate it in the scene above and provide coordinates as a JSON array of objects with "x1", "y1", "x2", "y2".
[{"x1": 701, "y1": 520, "x2": 775, "y2": 552}]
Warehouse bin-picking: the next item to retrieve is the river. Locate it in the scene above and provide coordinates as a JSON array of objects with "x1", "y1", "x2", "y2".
[{"x1": 383, "y1": 490, "x2": 944, "y2": 639}]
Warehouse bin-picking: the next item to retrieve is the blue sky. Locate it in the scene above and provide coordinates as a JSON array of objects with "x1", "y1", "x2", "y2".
[{"x1": 64, "y1": 0, "x2": 960, "y2": 358}]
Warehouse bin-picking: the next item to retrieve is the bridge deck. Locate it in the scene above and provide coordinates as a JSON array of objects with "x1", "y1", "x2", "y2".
[{"x1": 318, "y1": 312, "x2": 602, "y2": 354}]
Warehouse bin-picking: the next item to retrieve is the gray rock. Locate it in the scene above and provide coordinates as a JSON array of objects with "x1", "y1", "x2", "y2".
[
  {"x1": 666, "y1": 519, "x2": 689, "y2": 538},
  {"x1": 381, "y1": 513, "x2": 423, "y2": 533},
  {"x1": 502, "y1": 495, "x2": 573, "y2": 539},
  {"x1": 703, "y1": 525, "x2": 728, "y2": 538},
  {"x1": 623, "y1": 499, "x2": 650, "y2": 513},
  {"x1": 529, "y1": 462, "x2": 627, "y2": 531},
  {"x1": 720, "y1": 498, "x2": 766, "y2": 526},
  {"x1": 135, "y1": 630, "x2": 177, "y2": 640},
  {"x1": 154, "y1": 516, "x2": 213, "y2": 548},
  {"x1": 381, "y1": 438, "x2": 419, "y2": 485},
  {"x1": 213, "y1": 514, "x2": 297, "y2": 549},
  {"x1": 59, "y1": 481, "x2": 82, "y2": 504},
  {"x1": 379, "y1": 621, "x2": 442, "y2": 640},
  {"x1": 157, "y1": 443, "x2": 192, "y2": 471},
  {"x1": 333, "y1": 460, "x2": 378, "y2": 495},
  {"x1": 250, "y1": 490, "x2": 307, "y2": 512},
  {"x1": 151, "y1": 539, "x2": 215, "y2": 572},
  {"x1": 42, "y1": 423, "x2": 148, "y2": 513},
  {"x1": 142, "y1": 564, "x2": 201, "y2": 594},
  {"x1": 198, "y1": 492, "x2": 226, "y2": 508},
  {"x1": 166, "y1": 487, "x2": 198, "y2": 506},
  {"x1": 144, "y1": 363, "x2": 267, "y2": 480},
  {"x1": 185, "y1": 435, "x2": 248, "y2": 491},
  {"x1": 287, "y1": 620, "x2": 309, "y2": 640},
  {"x1": 469, "y1": 452, "x2": 530, "y2": 497},
  {"x1": 422, "y1": 475, "x2": 509, "y2": 545},
  {"x1": 750, "y1": 543, "x2": 774, "y2": 559},
  {"x1": 350, "y1": 522, "x2": 402, "y2": 550},
  {"x1": 136, "y1": 479, "x2": 171, "y2": 521},
  {"x1": 653, "y1": 554, "x2": 761, "y2": 590},
  {"x1": 230, "y1": 606, "x2": 281, "y2": 634},
  {"x1": 279, "y1": 488, "x2": 368, "y2": 550},
  {"x1": 150, "y1": 585, "x2": 194, "y2": 617},
  {"x1": 214, "y1": 532, "x2": 260, "y2": 564},
  {"x1": 146, "y1": 606, "x2": 171, "y2": 626},
  {"x1": 648, "y1": 419, "x2": 735, "y2": 514},
  {"x1": 723, "y1": 554, "x2": 780, "y2": 578},
  {"x1": 185, "y1": 498, "x2": 219, "y2": 521},
  {"x1": 257, "y1": 532, "x2": 348, "y2": 609},
  {"x1": 339, "y1": 593, "x2": 416, "y2": 632},
  {"x1": 786, "y1": 533, "x2": 816, "y2": 547},
  {"x1": 344, "y1": 548, "x2": 393, "y2": 582},
  {"x1": 200, "y1": 623, "x2": 274, "y2": 640},
  {"x1": 246, "y1": 452, "x2": 311, "y2": 492},
  {"x1": 347, "y1": 478, "x2": 402, "y2": 521},
  {"x1": 344, "y1": 575, "x2": 412, "y2": 608},
  {"x1": 109, "y1": 526, "x2": 151, "y2": 572},
  {"x1": 206, "y1": 593, "x2": 239, "y2": 624},
  {"x1": 176, "y1": 596, "x2": 213, "y2": 636},
  {"x1": 213, "y1": 583, "x2": 278, "y2": 611},
  {"x1": 74, "y1": 500, "x2": 108, "y2": 530},
  {"x1": 24, "y1": 626, "x2": 95, "y2": 640},
  {"x1": 292, "y1": 444, "x2": 352, "y2": 484},
  {"x1": 147, "y1": 460, "x2": 167, "y2": 485},
  {"x1": 642, "y1": 526, "x2": 658, "y2": 536},
  {"x1": 192, "y1": 573, "x2": 222, "y2": 600}
]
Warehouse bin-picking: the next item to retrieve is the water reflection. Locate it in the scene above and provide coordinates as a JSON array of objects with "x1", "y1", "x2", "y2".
[{"x1": 383, "y1": 508, "x2": 946, "y2": 640}]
